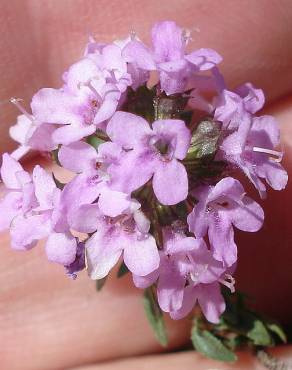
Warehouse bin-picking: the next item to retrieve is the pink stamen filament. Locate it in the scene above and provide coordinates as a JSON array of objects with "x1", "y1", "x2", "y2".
[
  {"x1": 10, "y1": 98, "x2": 34, "y2": 121},
  {"x1": 253, "y1": 146, "x2": 283, "y2": 162}
]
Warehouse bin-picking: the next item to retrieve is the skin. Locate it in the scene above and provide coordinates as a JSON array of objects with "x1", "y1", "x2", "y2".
[{"x1": 0, "y1": 1, "x2": 292, "y2": 369}]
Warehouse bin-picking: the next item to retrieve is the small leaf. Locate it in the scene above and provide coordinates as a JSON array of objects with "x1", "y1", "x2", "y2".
[
  {"x1": 143, "y1": 287, "x2": 168, "y2": 347},
  {"x1": 191, "y1": 323, "x2": 237, "y2": 362},
  {"x1": 95, "y1": 276, "x2": 107, "y2": 291},
  {"x1": 266, "y1": 322, "x2": 287, "y2": 343},
  {"x1": 247, "y1": 319, "x2": 272, "y2": 346},
  {"x1": 117, "y1": 262, "x2": 129, "y2": 278},
  {"x1": 87, "y1": 135, "x2": 105, "y2": 150}
]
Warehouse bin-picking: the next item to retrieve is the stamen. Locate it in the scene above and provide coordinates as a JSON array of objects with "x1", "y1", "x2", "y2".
[
  {"x1": 253, "y1": 146, "x2": 283, "y2": 162},
  {"x1": 78, "y1": 81, "x2": 103, "y2": 104},
  {"x1": 10, "y1": 98, "x2": 34, "y2": 121},
  {"x1": 219, "y1": 274, "x2": 235, "y2": 293},
  {"x1": 130, "y1": 29, "x2": 136, "y2": 41},
  {"x1": 182, "y1": 29, "x2": 192, "y2": 45}
]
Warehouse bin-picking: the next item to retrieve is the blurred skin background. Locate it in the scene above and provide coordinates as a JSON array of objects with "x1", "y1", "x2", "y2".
[{"x1": 0, "y1": 1, "x2": 292, "y2": 369}]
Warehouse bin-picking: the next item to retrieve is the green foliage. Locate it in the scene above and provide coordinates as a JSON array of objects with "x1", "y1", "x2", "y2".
[
  {"x1": 117, "y1": 262, "x2": 129, "y2": 278},
  {"x1": 86, "y1": 135, "x2": 106, "y2": 150},
  {"x1": 191, "y1": 319, "x2": 237, "y2": 362},
  {"x1": 143, "y1": 287, "x2": 168, "y2": 347},
  {"x1": 190, "y1": 289, "x2": 287, "y2": 362},
  {"x1": 95, "y1": 276, "x2": 107, "y2": 291}
]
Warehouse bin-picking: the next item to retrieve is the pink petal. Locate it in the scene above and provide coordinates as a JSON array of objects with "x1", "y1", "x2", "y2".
[
  {"x1": 68, "y1": 203, "x2": 100, "y2": 233},
  {"x1": 65, "y1": 58, "x2": 101, "y2": 93},
  {"x1": 93, "y1": 94, "x2": 119, "y2": 126},
  {"x1": 208, "y1": 177, "x2": 244, "y2": 204},
  {"x1": 10, "y1": 213, "x2": 51, "y2": 250},
  {"x1": 170, "y1": 285, "x2": 196, "y2": 320},
  {"x1": 123, "y1": 234, "x2": 159, "y2": 276},
  {"x1": 108, "y1": 149, "x2": 154, "y2": 193},
  {"x1": 185, "y1": 48, "x2": 222, "y2": 70},
  {"x1": 32, "y1": 165, "x2": 57, "y2": 210},
  {"x1": 86, "y1": 228, "x2": 123, "y2": 280},
  {"x1": 1, "y1": 153, "x2": 24, "y2": 189},
  {"x1": 152, "y1": 21, "x2": 184, "y2": 62},
  {"x1": 132, "y1": 269, "x2": 159, "y2": 288},
  {"x1": 153, "y1": 159, "x2": 188, "y2": 205},
  {"x1": 236, "y1": 83, "x2": 265, "y2": 114},
  {"x1": 98, "y1": 188, "x2": 131, "y2": 217},
  {"x1": 45, "y1": 232, "x2": 77, "y2": 265},
  {"x1": 197, "y1": 283, "x2": 226, "y2": 324},
  {"x1": 52, "y1": 124, "x2": 96, "y2": 145},
  {"x1": 230, "y1": 196, "x2": 264, "y2": 232},
  {"x1": 31, "y1": 88, "x2": 81, "y2": 125},
  {"x1": 208, "y1": 214, "x2": 237, "y2": 267},
  {"x1": 122, "y1": 40, "x2": 156, "y2": 70},
  {"x1": 0, "y1": 192, "x2": 22, "y2": 231},
  {"x1": 106, "y1": 111, "x2": 151, "y2": 149},
  {"x1": 58, "y1": 141, "x2": 98, "y2": 173},
  {"x1": 157, "y1": 258, "x2": 185, "y2": 312}
]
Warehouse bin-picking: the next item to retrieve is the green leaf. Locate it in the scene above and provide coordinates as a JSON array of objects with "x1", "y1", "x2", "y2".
[
  {"x1": 266, "y1": 322, "x2": 287, "y2": 343},
  {"x1": 191, "y1": 323, "x2": 237, "y2": 362},
  {"x1": 247, "y1": 319, "x2": 272, "y2": 346},
  {"x1": 117, "y1": 262, "x2": 129, "y2": 278},
  {"x1": 86, "y1": 135, "x2": 105, "y2": 150},
  {"x1": 95, "y1": 276, "x2": 107, "y2": 291},
  {"x1": 143, "y1": 287, "x2": 168, "y2": 347}
]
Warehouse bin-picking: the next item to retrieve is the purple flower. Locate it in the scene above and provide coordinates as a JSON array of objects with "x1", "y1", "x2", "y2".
[
  {"x1": 9, "y1": 99, "x2": 57, "y2": 160},
  {"x1": 0, "y1": 153, "x2": 37, "y2": 232},
  {"x1": 187, "y1": 177, "x2": 264, "y2": 267},
  {"x1": 31, "y1": 47, "x2": 133, "y2": 145},
  {"x1": 123, "y1": 21, "x2": 222, "y2": 95},
  {"x1": 84, "y1": 211, "x2": 159, "y2": 279},
  {"x1": 0, "y1": 154, "x2": 77, "y2": 265},
  {"x1": 214, "y1": 83, "x2": 265, "y2": 129},
  {"x1": 219, "y1": 115, "x2": 288, "y2": 197},
  {"x1": 104, "y1": 111, "x2": 191, "y2": 205},
  {"x1": 134, "y1": 228, "x2": 230, "y2": 323}
]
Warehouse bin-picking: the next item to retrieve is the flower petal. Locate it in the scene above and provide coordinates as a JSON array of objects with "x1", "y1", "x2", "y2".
[
  {"x1": 108, "y1": 149, "x2": 154, "y2": 193},
  {"x1": 45, "y1": 232, "x2": 77, "y2": 265},
  {"x1": 170, "y1": 285, "x2": 196, "y2": 320},
  {"x1": 98, "y1": 188, "x2": 132, "y2": 217},
  {"x1": 85, "y1": 228, "x2": 123, "y2": 280},
  {"x1": 106, "y1": 111, "x2": 151, "y2": 149},
  {"x1": 185, "y1": 48, "x2": 222, "y2": 70},
  {"x1": 0, "y1": 192, "x2": 22, "y2": 231},
  {"x1": 123, "y1": 234, "x2": 159, "y2": 276},
  {"x1": 32, "y1": 165, "x2": 57, "y2": 210},
  {"x1": 31, "y1": 88, "x2": 81, "y2": 125},
  {"x1": 132, "y1": 269, "x2": 159, "y2": 288},
  {"x1": 10, "y1": 213, "x2": 51, "y2": 250},
  {"x1": 197, "y1": 283, "x2": 226, "y2": 324},
  {"x1": 153, "y1": 159, "x2": 188, "y2": 205},
  {"x1": 208, "y1": 213, "x2": 237, "y2": 267},
  {"x1": 157, "y1": 257, "x2": 185, "y2": 312},
  {"x1": 1, "y1": 153, "x2": 24, "y2": 189},
  {"x1": 68, "y1": 203, "x2": 100, "y2": 233},
  {"x1": 58, "y1": 141, "x2": 98, "y2": 173},
  {"x1": 122, "y1": 40, "x2": 156, "y2": 70},
  {"x1": 52, "y1": 124, "x2": 96, "y2": 145},
  {"x1": 230, "y1": 196, "x2": 264, "y2": 232}
]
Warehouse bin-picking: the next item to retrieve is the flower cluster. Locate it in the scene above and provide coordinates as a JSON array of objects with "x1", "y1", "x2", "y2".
[{"x1": 1, "y1": 21, "x2": 287, "y2": 325}]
